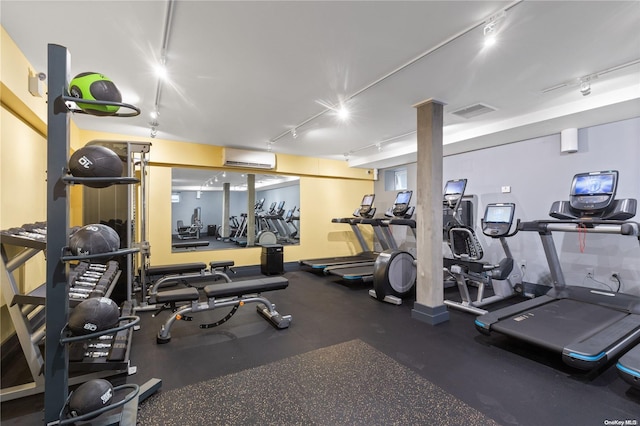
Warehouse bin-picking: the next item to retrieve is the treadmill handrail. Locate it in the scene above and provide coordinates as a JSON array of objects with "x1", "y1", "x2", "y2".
[
  {"x1": 518, "y1": 219, "x2": 639, "y2": 236},
  {"x1": 388, "y1": 218, "x2": 416, "y2": 228}
]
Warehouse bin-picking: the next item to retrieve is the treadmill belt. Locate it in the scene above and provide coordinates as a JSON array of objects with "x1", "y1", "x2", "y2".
[
  {"x1": 492, "y1": 299, "x2": 628, "y2": 352},
  {"x1": 301, "y1": 255, "x2": 374, "y2": 269},
  {"x1": 328, "y1": 265, "x2": 373, "y2": 280}
]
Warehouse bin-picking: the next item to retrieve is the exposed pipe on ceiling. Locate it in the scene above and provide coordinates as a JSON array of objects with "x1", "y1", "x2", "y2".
[
  {"x1": 268, "y1": 0, "x2": 524, "y2": 146},
  {"x1": 150, "y1": 0, "x2": 175, "y2": 132}
]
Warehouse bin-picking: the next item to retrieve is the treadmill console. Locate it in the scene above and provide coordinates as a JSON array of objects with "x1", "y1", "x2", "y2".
[
  {"x1": 443, "y1": 179, "x2": 467, "y2": 207},
  {"x1": 356, "y1": 194, "x2": 376, "y2": 218},
  {"x1": 569, "y1": 170, "x2": 617, "y2": 213},
  {"x1": 482, "y1": 203, "x2": 515, "y2": 237},
  {"x1": 391, "y1": 190, "x2": 413, "y2": 217},
  {"x1": 549, "y1": 170, "x2": 636, "y2": 220}
]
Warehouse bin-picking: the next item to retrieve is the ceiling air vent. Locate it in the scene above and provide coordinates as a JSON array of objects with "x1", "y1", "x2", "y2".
[{"x1": 451, "y1": 103, "x2": 497, "y2": 119}]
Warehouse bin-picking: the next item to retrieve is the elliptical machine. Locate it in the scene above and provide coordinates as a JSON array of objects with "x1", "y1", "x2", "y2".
[
  {"x1": 369, "y1": 191, "x2": 416, "y2": 305},
  {"x1": 443, "y1": 203, "x2": 521, "y2": 315}
]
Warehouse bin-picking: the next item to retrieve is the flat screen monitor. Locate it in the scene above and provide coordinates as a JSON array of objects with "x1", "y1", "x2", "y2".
[
  {"x1": 277, "y1": 201, "x2": 285, "y2": 210},
  {"x1": 569, "y1": 170, "x2": 618, "y2": 212},
  {"x1": 394, "y1": 190, "x2": 412, "y2": 205},
  {"x1": 482, "y1": 203, "x2": 515, "y2": 237},
  {"x1": 361, "y1": 194, "x2": 375, "y2": 207},
  {"x1": 571, "y1": 171, "x2": 617, "y2": 196},
  {"x1": 484, "y1": 203, "x2": 514, "y2": 224},
  {"x1": 444, "y1": 179, "x2": 467, "y2": 196}
]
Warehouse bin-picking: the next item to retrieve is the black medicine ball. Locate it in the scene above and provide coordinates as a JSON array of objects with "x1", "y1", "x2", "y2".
[
  {"x1": 68, "y1": 379, "x2": 114, "y2": 419},
  {"x1": 68, "y1": 297, "x2": 120, "y2": 335},
  {"x1": 69, "y1": 224, "x2": 120, "y2": 257},
  {"x1": 68, "y1": 145, "x2": 123, "y2": 188}
]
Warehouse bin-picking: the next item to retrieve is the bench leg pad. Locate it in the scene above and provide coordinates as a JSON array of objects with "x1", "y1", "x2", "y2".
[{"x1": 257, "y1": 303, "x2": 292, "y2": 329}]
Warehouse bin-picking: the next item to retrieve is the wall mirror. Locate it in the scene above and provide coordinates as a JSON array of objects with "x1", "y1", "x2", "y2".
[{"x1": 171, "y1": 168, "x2": 300, "y2": 252}]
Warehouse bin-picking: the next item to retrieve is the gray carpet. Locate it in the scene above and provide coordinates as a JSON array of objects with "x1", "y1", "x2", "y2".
[{"x1": 137, "y1": 339, "x2": 500, "y2": 425}]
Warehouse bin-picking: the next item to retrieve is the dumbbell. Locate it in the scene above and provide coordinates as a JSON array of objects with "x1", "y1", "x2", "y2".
[
  {"x1": 22, "y1": 223, "x2": 47, "y2": 235},
  {"x1": 84, "y1": 351, "x2": 110, "y2": 358},
  {"x1": 70, "y1": 338, "x2": 125, "y2": 361},
  {"x1": 69, "y1": 292, "x2": 89, "y2": 299}
]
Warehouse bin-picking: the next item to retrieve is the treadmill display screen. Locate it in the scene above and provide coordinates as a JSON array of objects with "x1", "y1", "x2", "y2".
[
  {"x1": 484, "y1": 204, "x2": 514, "y2": 224},
  {"x1": 571, "y1": 173, "x2": 615, "y2": 195},
  {"x1": 444, "y1": 179, "x2": 466, "y2": 196},
  {"x1": 361, "y1": 194, "x2": 374, "y2": 207},
  {"x1": 394, "y1": 191, "x2": 412, "y2": 205}
]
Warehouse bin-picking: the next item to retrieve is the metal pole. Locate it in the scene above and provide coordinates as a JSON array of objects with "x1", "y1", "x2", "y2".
[{"x1": 44, "y1": 43, "x2": 71, "y2": 424}]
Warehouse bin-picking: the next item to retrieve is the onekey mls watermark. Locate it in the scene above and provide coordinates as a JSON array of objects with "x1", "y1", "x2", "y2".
[{"x1": 603, "y1": 420, "x2": 638, "y2": 425}]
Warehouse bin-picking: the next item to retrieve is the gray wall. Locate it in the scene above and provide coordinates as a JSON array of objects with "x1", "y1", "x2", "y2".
[
  {"x1": 374, "y1": 116, "x2": 640, "y2": 295},
  {"x1": 257, "y1": 182, "x2": 300, "y2": 215}
]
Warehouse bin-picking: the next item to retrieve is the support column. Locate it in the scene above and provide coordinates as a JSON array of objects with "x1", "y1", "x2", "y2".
[
  {"x1": 222, "y1": 182, "x2": 230, "y2": 238},
  {"x1": 411, "y1": 99, "x2": 449, "y2": 325},
  {"x1": 246, "y1": 174, "x2": 256, "y2": 246}
]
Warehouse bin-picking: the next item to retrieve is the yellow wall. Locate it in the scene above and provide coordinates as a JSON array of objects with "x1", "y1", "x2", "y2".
[
  {"x1": 75, "y1": 130, "x2": 374, "y2": 267},
  {"x1": 141, "y1": 166, "x2": 373, "y2": 267},
  {"x1": 0, "y1": 26, "x2": 374, "y2": 343}
]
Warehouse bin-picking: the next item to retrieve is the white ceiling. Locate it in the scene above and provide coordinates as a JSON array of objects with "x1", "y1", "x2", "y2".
[{"x1": 3, "y1": 1, "x2": 640, "y2": 172}]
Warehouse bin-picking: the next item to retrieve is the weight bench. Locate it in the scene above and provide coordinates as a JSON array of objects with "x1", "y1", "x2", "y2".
[
  {"x1": 155, "y1": 276, "x2": 291, "y2": 343},
  {"x1": 145, "y1": 263, "x2": 207, "y2": 278},
  {"x1": 148, "y1": 260, "x2": 236, "y2": 303},
  {"x1": 172, "y1": 241, "x2": 209, "y2": 250}
]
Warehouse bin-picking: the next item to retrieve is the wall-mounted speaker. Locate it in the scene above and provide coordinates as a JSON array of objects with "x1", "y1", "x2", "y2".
[{"x1": 560, "y1": 128, "x2": 578, "y2": 153}]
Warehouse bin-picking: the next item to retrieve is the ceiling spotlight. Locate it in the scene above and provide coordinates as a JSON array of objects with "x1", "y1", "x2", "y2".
[
  {"x1": 483, "y1": 10, "x2": 506, "y2": 48},
  {"x1": 150, "y1": 127, "x2": 158, "y2": 138},
  {"x1": 483, "y1": 23, "x2": 497, "y2": 47},
  {"x1": 377, "y1": 144, "x2": 382, "y2": 153},
  {"x1": 291, "y1": 128, "x2": 297, "y2": 139},
  {"x1": 337, "y1": 105, "x2": 350, "y2": 121},
  {"x1": 154, "y1": 63, "x2": 168, "y2": 80},
  {"x1": 579, "y1": 79, "x2": 591, "y2": 96}
]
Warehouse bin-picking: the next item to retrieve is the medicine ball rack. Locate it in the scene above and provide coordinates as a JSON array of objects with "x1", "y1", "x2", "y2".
[{"x1": 40, "y1": 44, "x2": 161, "y2": 425}]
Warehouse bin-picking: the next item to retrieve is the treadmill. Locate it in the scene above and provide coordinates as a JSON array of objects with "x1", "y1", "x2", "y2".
[
  {"x1": 617, "y1": 343, "x2": 640, "y2": 389},
  {"x1": 325, "y1": 191, "x2": 414, "y2": 283},
  {"x1": 475, "y1": 171, "x2": 640, "y2": 371},
  {"x1": 299, "y1": 194, "x2": 379, "y2": 270}
]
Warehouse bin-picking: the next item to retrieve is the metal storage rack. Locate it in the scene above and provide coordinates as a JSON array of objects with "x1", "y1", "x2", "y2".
[
  {"x1": 42, "y1": 44, "x2": 160, "y2": 424},
  {"x1": 0, "y1": 229, "x2": 127, "y2": 402}
]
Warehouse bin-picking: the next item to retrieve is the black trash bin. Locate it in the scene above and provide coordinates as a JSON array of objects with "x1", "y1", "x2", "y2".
[
  {"x1": 207, "y1": 225, "x2": 217, "y2": 237},
  {"x1": 261, "y1": 244, "x2": 283, "y2": 275}
]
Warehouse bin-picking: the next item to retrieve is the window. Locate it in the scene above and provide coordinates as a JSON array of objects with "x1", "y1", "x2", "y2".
[{"x1": 385, "y1": 167, "x2": 407, "y2": 191}]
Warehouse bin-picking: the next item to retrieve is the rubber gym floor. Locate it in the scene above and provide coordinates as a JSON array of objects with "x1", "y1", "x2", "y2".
[{"x1": 2, "y1": 263, "x2": 639, "y2": 425}]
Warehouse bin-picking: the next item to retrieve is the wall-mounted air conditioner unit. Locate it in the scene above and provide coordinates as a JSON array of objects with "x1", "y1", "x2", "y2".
[{"x1": 223, "y1": 148, "x2": 276, "y2": 170}]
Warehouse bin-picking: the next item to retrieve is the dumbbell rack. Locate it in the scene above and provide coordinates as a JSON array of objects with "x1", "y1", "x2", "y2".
[
  {"x1": 0, "y1": 231, "x2": 125, "y2": 402},
  {"x1": 43, "y1": 44, "x2": 160, "y2": 424}
]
